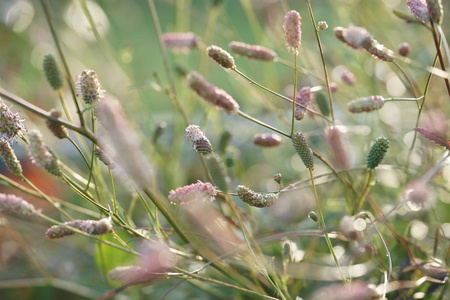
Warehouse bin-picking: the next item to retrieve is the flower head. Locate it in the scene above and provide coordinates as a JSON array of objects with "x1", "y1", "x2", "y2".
[
  {"x1": 43, "y1": 54, "x2": 63, "y2": 90},
  {"x1": 253, "y1": 133, "x2": 282, "y2": 147},
  {"x1": 45, "y1": 217, "x2": 113, "y2": 239},
  {"x1": 188, "y1": 72, "x2": 240, "y2": 114},
  {"x1": 76, "y1": 69, "x2": 105, "y2": 104},
  {"x1": 228, "y1": 41, "x2": 277, "y2": 61},
  {"x1": 398, "y1": 42, "x2": 410, "y2": 56},
  {"x1": 340, "y1": 70, "x2": 356, "y2": 85},
  {"x1": 407, "y1": 0, "x2": 429, "y2": 23},
  {"x1": 185, "y1": 125, "x2": 213, "y2": 155},
  {"x1": 325, "y1": 126, "x2": 349, "y2": 170},
  {"x1": 236, "y1": 185, "x2": 278, "y2": 208},
  {"x1": 292, "y1": 132, "x2": 314, "y2": 169},
  {"x1": 94, "y1": 146, "x2": 116, "y2": 169},
  {"x1": 0, "y1": 193, "x2": 38, "y2": 216},
  {"x1": 207, "y1": 45, "x2": 236, "y2": 69},
  {"x1": 283, "y1": 10, "x2": 302, "y2": 54},
  {"x1": 162, "y1": 32, "x2": 199, "y2": 52},
  {"x1": 27, "y1": 129, "x2": 62, "y2": 177},
  {"x1": 347, "y1": 95, "x2": 385, "y2": 113},
  {"x1": 0, "y1": 98, "x2": 26, "y2": 141},
  {"x1": 0, "y1": 138, "x2": 23, "y2": 176},
  {"x1": 168, "y1": 181, "x2": 216, "y2": 205},
  {"x1": 426, "y1": 0, "x2": 443, "y2": 24},
  {"x1": 366, "y1": 137, "x2": 389, "y2": 169},
  {"x1": 46, "y1": 109, "x2": 68, "y2": 139},
  {"x1": 341, "y1": 25, "x2": 373, "y2": 49},
  {"x1": 294, "y1": 86, "x2": 313, "y2": 121}
]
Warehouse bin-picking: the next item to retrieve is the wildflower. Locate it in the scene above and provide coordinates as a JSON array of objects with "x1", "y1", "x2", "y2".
[
  {"x1": 333, "y1": 27, "x2": 346, "y2": 43},
  {"x1": 407, "y1": 0, "x2": 429, "y2": 23},
  {"x1": 341, "y1": 25, "x2": 373, "y2": 49},
  {"x1": 46, "y1": 109, "x2": 68, "y2": 139},
  {"x1": 325, "y1": 126, "x2": 349, "y2": 170},
  {"x1": 43, "y1": 54, "x2": 63, "y2": 90},
  {"x1": 27, "y1": 129, "x2": 62, "y2": 177},
  {"x1": 76, "y1": 69, "x2": 105, "y2": 104},
  {"x1": 188, "y1": 72, "x2": 240, "y2": 114},
  {"x1": 340, "y1": 70, "x2": 356, "y2": 85},
  {"x1": 162, "y1": 32, "x2": 199, "y2": 52},
  {"x1": 347, "y1": 95, "x2": 385, "y2": 113},
  {"x1": 45, "y1": 217, "x2": 113, "y2": 239},
  {"x1": 317, "y1": 21, "x2": 328, "y2": 31},
  {"x1": 206, "y1": 45, "x2": 236, "y2": 69},
  {"x1": 329, "y1": 82, "x2": 339, "y2": 93},
  {"x1": 0, "y1": 98, "x2": 26, "y2": 141},
  {"x1": 94, "y1": 146, "x2": 115, "y2": 169},
  {"x1": 168, "y1": 181, "x2": 216, "y2": 205},
  {"x1": 283, "y1": 10, "x2": 302, "y2": 54},
  {"x1": 228, "y1": 41, "x2": 277, "y2": 61},
  {"x1": 185, "y1": 125, "x2": 213, "y2": 155},
  {"x1": 426, "y1": 0, "x2": 443, "y2": 24},
  {"x1": 402, "y1": 179, "x2": 428, "y2": 211},
  {"x1": 235, "y1": 185, "x2": 278, "y2": 208},
  {"x1": 109, "y1": 266, "x2": 144, "y2": 282},
  {"x1": 366, "y1": 137, "x2": 389, "y2": 169},
  {"x1": 294, "y1": 86, "x2": 314, "y2": 121},
  {"x1": 365, "y1": 40, "x2": 394, "y2": 62},
  {"x1": 398, "y1": 42, "x2": 410, "y2": 56},
  {"x1": 292, "y1": 132, "x2": 314, "y2": 169},
  {"x1": 0, "y1": 138, "x2": 23, "y2": 176},
  {"x1": 0, "y1": 193, "x2": 38, "y2": 216},
  {"x1": 253, "y1": 133, "x2": 282, "y2": 147},
  {"x1": 273, "y1": 173, "x2": 282, "y2": 184}
]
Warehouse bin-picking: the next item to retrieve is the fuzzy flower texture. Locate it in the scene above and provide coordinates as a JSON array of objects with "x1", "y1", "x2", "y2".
[
  {"x1": 348, "y1": 95, "x2": 385, "y2": 113},
  {"x1": 46, "y1": 218, "x2": 113, "y2": 239},
  {"x1": 283, "y1": 10, "x2": 302, "y2": 54},
  {"x1": 295, "y1": 86, "x2": 313, "y2": 121},
  {"x1": 0, "y1": 193, "x2": 38, "y2": 216},
  {"x1": 367, "y1": 137, "x2": 389, "y2": 169},
  {"x1": 236, "y1": 185, "x2": 278, "y2": 208},
  {"x1": 0, "y1": 98, "x2": 26, "y2": 141},
  {"x1": 76, "y1": 69, "x2": 105, "y2": 104},
  {"x1": 185, "y1": 125, "x2": 213, "y2": 155},
  {"x1": 27, "y1": 129, "x2": 62, "y2": 177},
  {"x1": 228, "y1": 41, "x2": 277, "y2": 61},
  {"x1": 168, "y1": 181, "x2": 216, "y2": 205},
  {"x1": 0, "y1": 138, "x2": 23, "y2": 176}
]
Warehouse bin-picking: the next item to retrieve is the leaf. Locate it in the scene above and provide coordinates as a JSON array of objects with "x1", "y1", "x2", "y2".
[{"x1": 415, "y1": 128, "x2": 450, "y2": 150}]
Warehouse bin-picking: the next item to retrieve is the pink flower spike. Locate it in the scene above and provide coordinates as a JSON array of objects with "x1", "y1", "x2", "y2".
[
  {"x1": 168, "y1": 181, "x2": 216, "y2": 205},
  {"x1": 283, "y1": 10, "x2": 302, "y2": 54}
]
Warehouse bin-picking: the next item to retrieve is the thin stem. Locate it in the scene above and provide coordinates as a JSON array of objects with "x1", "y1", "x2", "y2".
[
  {"x1": 0, "y1": 87, "x2": 98, "y2": 144},
  {"x1": 233, "y1": 69, "x2": 331, "y2": 122},
  {"x1": 384, "y1": 96, "x2": 423, "y2": 102},
  {"x1": 147, "y1": 0, "x2": 189, "y2": 125},
  {"x1": 309, "y1": 168, "x2": 346, "y2": 283},
  {"x1": 353, "y1": 169, "x2": 373, "y2": 214},
  {"x1": 237, "y1": 110, "x2": 291, "y2": 138},
  {"x1": 305, "y1": 0, "x2": 335, "y2": 122},
  {"x1": 40, "y1": 0, "x2": 85, "y2": 127},
  {"x1": 108, "y1": 170, "x2": 118, "y2": 215},
  {"x1": 57, "y1": 89, "x2": 73, "y2": 123},
  {"x1": 67, "y1": 137, "x2": 90, "y2": 168},
  {"x1": 430, "y1": 20, "x2": 450, "y2": 97},
  {"x1": 392, "y1": 61, "x2": 420, "y2": 99},
  {"x1": 291, "y1": 54, "x2": 298, "y2": 136}
]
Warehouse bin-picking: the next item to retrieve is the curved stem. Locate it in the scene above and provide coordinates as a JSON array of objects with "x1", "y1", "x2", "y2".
[
  {"x1": 67, "y1": 137, "x2": 90, "y2": 168},
  {"x1": 237, "y1": 110, "x2": 291, "y2": 138},
  {"x1": 353, "y1": 169, "x2": 373, "y2": 214}
]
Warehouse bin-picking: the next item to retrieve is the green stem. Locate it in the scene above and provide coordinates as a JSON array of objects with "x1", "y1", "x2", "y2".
[
  {"x1": 237, "y1": 110, "x2": 291, "y2": 138},
  {"x1": 309, "y1": 168, "x2": 346, "y2": 283},
  {"x1": 291, "y1": 54, "x2": 298, "y2": 136},
  {"x1": 57, "y1": 89, "x2": 73, "y2": 123},
  {"x1": 353, "y1": 169, "x2": 373, "y2": 214},
  {"x1": 384, "y1": 96, "x2": 423, "y2": 102},
  {"x1": 430, "y1": 20, "x2": 450, "y2": 97},
  {"x1": 67, "y1": 137, "x2": 90, "y2": 168},
  {"x1": 108, "y1": 170, "x2": 118, "y2": 215},
  {"x1": 305, "y1": 0, "x2": 335, "y2": 123}
]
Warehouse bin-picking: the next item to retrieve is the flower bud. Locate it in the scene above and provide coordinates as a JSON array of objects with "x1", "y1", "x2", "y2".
[
  {"x1": 27, "y1": 130, "x2": 62, "y2": 177},
  {"x1": 46, "y1": 109, "x2": 69, "y2": 139},
  {"x1": 398, "y1": 42, "x2": 410, "y2": 57},
  {"x1": 0, "y1": 139, "x2": 23, "y2": 176},
  {"x1": 168, "y1": 181, "x2": 216, "y2": 205},
  {"x1": 188, "y1": 72, "x2": 240, "y2": 114},
  {"x1": 341, "y1": 25, "x2": 373, "y2": 49},
  {"x1": 340, "y1": 70, "x2": 356, "y2": 85},
  {"x1": 185, "y1": 125, "x2": 213, "y2": 155},
  {"x1": 0, "y1": 98, "x2": 26, "y2": 141},
  {"x1": 207, "y1": 45, "x2": 236, "y2": 69},
  {"x1": 347, "y1": 95, "x2": 385, "y2": 113},
  {"x1": 162, "y1": 32, "x2": 199, "y2": 52},
  {"x1": 308, "y1": 211, "x2": 319, "y2": 222},
  {"x1": 76, "y1": 69, "x2": 105, "y2": 104},
  {"x1": 317, "y1": 21, "x2": 328, "y2": 30},
  {"x1": 94, "y1": 146, "x2": 116, "y2": 169},
  {"x1": 292, "y1": 132, "x2": 314, "y2": 169},
  {"x1": 273, "y1": 173, "x2": 282, "y2": 184},
  {"x1": 325, "y1": 126, "x2": 349, "y2": 170},
  {"x1": 407, "y1": 0, "x2": 430, "y2": 23},
  {"x1": 426, "y1": 0, "x2": 443, "y2": 24},
  {"x1": 294, "y1": 86, "x2": 314, "y2": 121},
  {"x1": 45, "y1": 217, "x2": 113, "y2": 239},
  {"x1": 366, "y1": 41, "x2": 394, "y2": 62},
  {"x1": 228, "y1": 41, "x2": 276, "y2": 61},
  {"x1": 283, "y1": 10, "x2": 302, "y2": 54},
  {"x1": 235, "y1": 185, "x2": 278, "y2": 208},
  {"x1": 367, "y1": 137, "x2": 389, "y2": 169},
  {"x1": 43, "y1": 54, "x2": 63, "y2": 90},
  {"x1": 0, "y1": 193, "x2": 38, "y2": 216},
  {"x1": 253, "y1": 133, "x2": 282, "y2": 147}
]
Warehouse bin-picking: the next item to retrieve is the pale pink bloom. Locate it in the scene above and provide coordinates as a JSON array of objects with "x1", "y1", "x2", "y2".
[
  {"x1": 168, "y1": 180, "x2": 216, "y2": 205},
  {"x1": 283, "y1": 10, "x2": 302, "y2": 54}
]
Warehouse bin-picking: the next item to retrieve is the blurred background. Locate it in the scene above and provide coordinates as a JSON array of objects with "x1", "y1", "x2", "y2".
[{"x1": 0, "y1": 0, "x2": 449, "y2": 299}]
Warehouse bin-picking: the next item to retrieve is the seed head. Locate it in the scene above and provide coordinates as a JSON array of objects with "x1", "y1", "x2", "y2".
[
  {"x1": 273, "y1": 173, "x2": 282, "y2": 184},
  {"x1": 426, "y1": 0, "x2": 443, "y2": 24},
  {"x1": 45, "y1": 217, "x2": 113, "y2": 239},
  {"x1": 94, "y1": 146, "x2": 116, "y2": 169},
  {"x1": 0, "y1": 98, "x2": 26, "y2": 141},
  {"x1": 76, "y1": 69, "x2": 105, "y2": 104},
  {"x1": 188, "y1": 72, "x2": 240, "y2": 114},
  {"x1": 348, "y1": 95, "x2": 385, "y2": 113},
  {"x1": 0, "y1": 193, "x2": 38, "y2": 216},
  {"x1": 308, "y1": 211, "x2": 319, "y2": 222},
  {"x1": 228, "y1": 41, "x2": 277, "y2": 61},
  {"x1": 46, "y1": 109, "x2": 68, "y2": 139},
  {"x1": 27, "y1": 129, "x2": 62, "y2": 177},
  {"x1": 366, "y1": 41, "x2": 394, "y2": 62},
  {"x1": 185, "y1": 125, "x2": 213, "y2": 155},
  {"x1": 398, "y1": 42, "x2": 410, "y2": 56},
  {"x1": 162, "y1": 32, "x2": 199, "y2": 52},
  {"x1": 283, "y1": 10, "x2": 302, "y2": 54},
  {"x1": 325, "y1": 126, "x2": 349, "y2": 170},
  {"x1": 0, "y1": 139, "x2": 23, "y2": 176},
  {"x1": 294, "y1": 86, "x2": 313, "y2": 121},
  {"x1": 318, "y1": 21, "x2": 328, "y2": 31},
  {"x1": 43, "y1": 54, "x2": 63, "y2": 90},
  {"x1": 235, "y1": 185, "x2": 278, "y2": 208},
  {"x1": 340, "y1": 70, "x2": 356, "y2": 85},
  {"x1": 207, "y1": 45, "x2": 236, "y2": 69},
  {"x1": 407, "y1": 0, "x2": 430, "y2": 23},
  {"x1": 168, "y1": 181, "x2": 216, "y2": 205},
  {"x1": 341, "y1": 25, "x2": 373, "y2": 49},
  {"x1": 292, "y1": 132, "x2": 314, "y2": 169},
  {"x1": 253, "y1": 133, "x2": 282, "y2": 147},
  {"x1": 366, "y1": 137, "x2": 389, "y2": 169}
]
